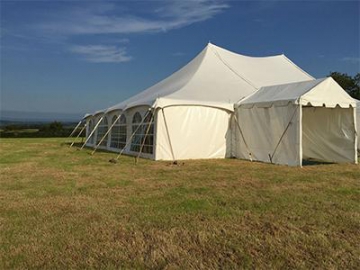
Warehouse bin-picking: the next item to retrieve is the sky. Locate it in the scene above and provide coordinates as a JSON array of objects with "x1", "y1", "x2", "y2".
[{"x1": 1, "y1": 0, "x2": 359, "y2": 118}]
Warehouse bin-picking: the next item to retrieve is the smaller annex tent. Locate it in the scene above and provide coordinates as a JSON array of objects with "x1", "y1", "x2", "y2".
[{"x1": 234, "y1": 77, "x2": 358, "y2": 166}]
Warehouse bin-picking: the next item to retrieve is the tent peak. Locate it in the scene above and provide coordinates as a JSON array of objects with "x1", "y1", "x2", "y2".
[{"x1": 209, "y1": 43, "x2": 284, "y2": 59}]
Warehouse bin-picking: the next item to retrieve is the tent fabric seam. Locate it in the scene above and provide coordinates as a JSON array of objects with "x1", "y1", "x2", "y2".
[{"x1": 210, "y1": 46, "x2": 259, "y2": 91}]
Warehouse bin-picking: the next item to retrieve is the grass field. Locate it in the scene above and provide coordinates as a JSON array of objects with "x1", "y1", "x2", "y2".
[{"x1": 1, "y1": 138, "x2": 359, "y2": 269}]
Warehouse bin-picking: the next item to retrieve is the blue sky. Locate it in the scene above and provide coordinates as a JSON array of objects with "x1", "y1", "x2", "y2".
[{"x1": 1, "y1": 0, "x2": 359, "y2": 116}]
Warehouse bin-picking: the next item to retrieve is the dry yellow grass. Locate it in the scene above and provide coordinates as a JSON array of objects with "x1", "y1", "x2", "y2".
[{"x1": 0, "y1": 138, "x2": 359, "y2": 269}]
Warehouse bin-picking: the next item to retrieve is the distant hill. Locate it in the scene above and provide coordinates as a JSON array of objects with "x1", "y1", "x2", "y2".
[{"x1": 0, "y1": 110, "x2": 84, "y2": 124}]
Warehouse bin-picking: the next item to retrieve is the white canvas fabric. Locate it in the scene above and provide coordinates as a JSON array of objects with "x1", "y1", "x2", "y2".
[
  {"x1": 103, "y1": 42, "x2": 314, "y2": 113},
  {"x1": 155, "y1": 106, "x2": 232, "y2": 160},
  {"x1": 302, "y1": 107, "x2": 356, "y2": 162},
  {"x1": 240, "y1": 77, "x2": 356, "y2": 108},
  {"x1": 235, "y1": 78, "x2": 357, "y2": 166},
  {"x1": 233, "y1": 104, "x2": 301, "y2": 166}
]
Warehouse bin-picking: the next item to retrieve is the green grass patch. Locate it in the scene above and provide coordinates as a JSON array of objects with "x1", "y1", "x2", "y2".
[{"x1": 0, "y1": 138, "x2": 359, "y2": 269}]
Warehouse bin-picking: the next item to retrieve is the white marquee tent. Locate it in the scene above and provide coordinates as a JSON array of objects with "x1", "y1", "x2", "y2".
[
  {"x1": 83, "y1": 43, "x2": 313, "y2": 161},
  {"x1": 79, "y1": 43, "x2": 358, "y2": 166},
  {"x1": 234, "y1": 77, "x2": 358, "y2": 166}
]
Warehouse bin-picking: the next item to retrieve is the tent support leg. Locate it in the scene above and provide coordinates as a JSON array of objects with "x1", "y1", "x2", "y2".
[
  {"x1": 68, "y1": 120, "x2": 82, "y2": 138},
  {"x1": 299, "y1": 104, "x2": 303, "y2": 167},
  {"x1": 81, "y1": 116, "x2": 104, "y2": 150},
  {"x1": 70, "y1": 123, "x2": 87, "y2": 148},
  {"x1": 116, "y1": 110, "x2": 151, "y2": 160},
  {"x1": 234, "y1": 113, "x2": 252, "y2": 161},
  {"x1": 161, "y1": 108, "x2": 176, "y2": 162},
  {"x1": 270, "y1": 105, "x2": 299, "y2": 162},
  {"x1": 353, "y1": 107, "x2": 358, "y2": 163},
  {"x1": 136, "y1": 111, "x2": 155, "y2": 164},
  {"x1": 91, "y1": 114, "x2": 121, "y2": 155}
]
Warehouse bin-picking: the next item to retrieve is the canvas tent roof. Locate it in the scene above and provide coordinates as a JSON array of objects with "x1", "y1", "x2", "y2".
[
  {"x1": 82, "y1": 113, "x2": 91, "y2": 119},
  {"x1": 238, "y1": 77, "x2": 357, "y2": 108},
  {"x1": 93, "y1": 43, "x2": 314, "y2": 114}
]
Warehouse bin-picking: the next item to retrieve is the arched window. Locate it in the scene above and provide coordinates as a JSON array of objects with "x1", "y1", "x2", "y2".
[
  {"x1": 130, "y1": 112, "x2": 142, "y2": 152},
  {"x1": 130, "y1": 111, "x2": 154, "y2": 154},
  {"x1": 110, "y1": 114, "x2": 127, "y2": 149},
  {"x1": 96, "y1": 116, "x2": 108, "y2": 146},
  {"x1": 143, "y1": 112, "x2": 154, "y2": 154}
]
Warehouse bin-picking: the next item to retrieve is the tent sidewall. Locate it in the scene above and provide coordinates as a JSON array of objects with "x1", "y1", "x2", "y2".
[
  {"x1": 234, "y1": 103, "x2": 301, "y2": 166},
  {"x1": 301, "y1": 106, "x2": 357, "y2": 164},
  {"x1": 155, "y1": 106, "x2": 232, "y2": 160}
]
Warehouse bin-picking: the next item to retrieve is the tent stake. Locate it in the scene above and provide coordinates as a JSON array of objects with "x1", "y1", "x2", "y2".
[
  {"x1": 70, "y1": 123, "x2": 87, "y2": 148},
  {"x1": 91, "y1": 114, "x2": 121, "y2": 155},
  {"x1": 80, "y1": 116, "x2": 103, "y2": 150}
]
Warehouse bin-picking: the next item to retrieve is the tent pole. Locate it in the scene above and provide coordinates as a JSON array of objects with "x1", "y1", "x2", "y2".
[
  {"x1": 91, "y1": 114, "x2": 121, "y2": 155},
  {"x1": 68, "y1": 120, "x2": 82, "y2": 138},
  {"x1": 270, "y1": 105, "x2": 299, "y2": 163},
  {"x1": 233, "y1": 113, "x2": 252, "y2": 161},
  {"x1": 299, "y1": 104, "x2": 303, "y2": 167},
  {"x1": 80, "y1": 116, "x2": 104, "y2": 150},
  {"x1": 353, "y1": 106, "x2": 358, "y2": 163},
  {"x1": 70, "y1": 123, "x2": 87, "y2": 148},
  {"x1": 116, "y1": 110, "x2": 150, "y2": 160},
  {"x1": 136, "y1": 111, "x2": 155, "y2": 164},
  {"x1": 161, "y1": 108, "x2": 176, "y2": 162}
]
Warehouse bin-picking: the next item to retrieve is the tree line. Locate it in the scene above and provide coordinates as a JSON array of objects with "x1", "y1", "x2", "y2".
[{"x1": 0, "y1": 121, "x2": 84, "y2": 138}]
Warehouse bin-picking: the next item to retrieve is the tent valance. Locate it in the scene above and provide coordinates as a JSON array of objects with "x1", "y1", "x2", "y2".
[{"x1": 238, "y1": 77, "x2": 356, "y2": 109}]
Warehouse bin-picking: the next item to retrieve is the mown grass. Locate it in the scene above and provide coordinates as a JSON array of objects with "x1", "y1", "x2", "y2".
[{"x1": 0, "y1": 138, "x2": 359, "y2": 269}]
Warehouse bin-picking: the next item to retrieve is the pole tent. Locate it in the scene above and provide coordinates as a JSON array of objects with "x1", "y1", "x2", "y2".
[
  {"x1": 70, "y1": 123, "x2": 87, "y2": 148},
  {"x1": 91, "y1": 113, "x2": 122, "y2": 155},
  {"x1": 80, "y1": 116, "x2": 104, "y2": 150}
]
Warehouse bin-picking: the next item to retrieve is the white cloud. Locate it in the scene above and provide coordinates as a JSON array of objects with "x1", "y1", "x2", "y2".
[
  {"x1": 35, "y1": 1, "x2": 229, "y2": 36},
  {"x1": 342, "y1": 57, "x2": 360, "y2": 64},
  {"x1": 70, "y1": 45, "x2": 132, "y2": 63},
  {"x1": 24, "y1": 1, "x2": 229, "y2": 63}
]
